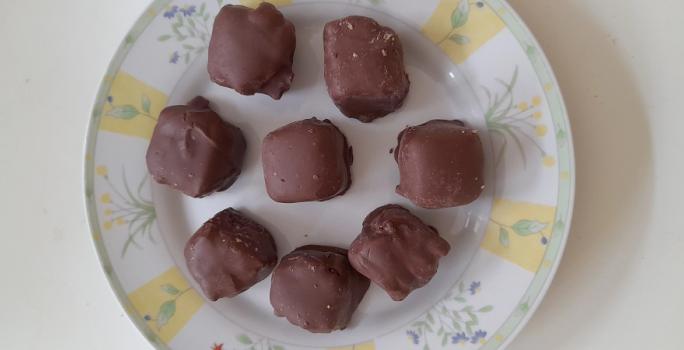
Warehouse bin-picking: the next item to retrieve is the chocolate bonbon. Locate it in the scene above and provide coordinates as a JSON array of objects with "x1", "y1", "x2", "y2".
[
  {"x1": 270, "y1": 245, "x2": 369, "y2": 333},
  {"x1": 324, "y1": 16, "x2": 410, "y2": 122},
  {"x1": 348, "y1": 204, "x2": 450, "y2": 301},
  {"x1": 146, "y1": 96, "x2": 246, "y2": 198},
  {"x1": 208, "y1": 3, "x2": 296, "y2": 99},
  {"x1": 185, "y1": 208, "x2": 278, "y2": 301},
  {"x1": 394, "y1": 120, "x2": 485, "y2": 208},
  {"x1": 262, "y1": 118, "x2": 352, "y2": 203}
]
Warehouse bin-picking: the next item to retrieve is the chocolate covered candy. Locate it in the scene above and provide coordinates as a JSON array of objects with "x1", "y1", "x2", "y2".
[
  {"x1": 185, "y1": 208, "x2": 278, "y2": 301},
  {"x1": 270, "y1": 245, "x2": 370, "y2": 333},
  {"x1": 324, "y1": 16, "x2": 410, "y2": 122},
  {"x1": 262, "y1": 118, "x2": 353, "y2": 203},
  {"x1": 348, "y1": 204, "x2": 450, "y2": 301},
  {"x1": 394, "y1": 119, "x2": 484, "y2": 208},
  {"x1": 146, "y1": 96, "x2": 246, "y2": 198},
  {"x1": 208, "y1": 3, "x2": 296, "y2": 99}
]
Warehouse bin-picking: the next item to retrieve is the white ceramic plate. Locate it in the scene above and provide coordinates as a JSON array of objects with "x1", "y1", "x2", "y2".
[{"x1": 84, "y1": 1, "x2": 574, "y2": 349}]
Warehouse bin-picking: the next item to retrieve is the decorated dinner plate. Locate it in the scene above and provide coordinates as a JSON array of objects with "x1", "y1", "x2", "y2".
[{"x1": 84, "y1": 0, "x2": 574, "y2": 349}]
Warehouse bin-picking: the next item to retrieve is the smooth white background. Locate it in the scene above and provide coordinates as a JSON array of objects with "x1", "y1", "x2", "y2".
[{"x1": 0, "y1": 0, "x2": 682, "y2": 349}]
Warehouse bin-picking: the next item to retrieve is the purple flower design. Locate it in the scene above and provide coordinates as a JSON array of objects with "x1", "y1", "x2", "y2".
[
  {"x1": 468, "y1": 281, "x2": 481, "y2": 295},
  {"x1": 451, "y1": 332, "x2": 468, "y2": 344},
  {"x1": 406, "y1": 330, "x2": 420, "y2": 345},
  {"x1": 470, "y1": 330, "x2": 487, "y2": 344},
  {"x1": 180, "y1": 5, "x2": 197, "y2": 17},
  {"x1": 169, "y1": 51, "x2": 180, "y2": 64},
  {"x1": 163, "y1": 5, "x2": 178, "y2": 19}
]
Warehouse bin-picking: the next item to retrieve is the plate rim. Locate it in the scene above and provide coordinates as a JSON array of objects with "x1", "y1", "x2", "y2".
[{"x1": 83, "y1": 1, "x2": 576, "y2": 349}]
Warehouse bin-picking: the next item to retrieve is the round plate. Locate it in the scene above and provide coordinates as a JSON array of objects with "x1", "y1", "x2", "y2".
[{"x1": 84, "y1": 1, "x2": 574, "y2": 350}]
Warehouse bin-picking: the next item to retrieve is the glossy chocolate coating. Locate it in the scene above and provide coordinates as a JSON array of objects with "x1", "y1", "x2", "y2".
[
  {"x1": 348, "y1": 204, "x2": 450, "y2": 301},
  {"x1": 270, "y1": 245, "x2": 370, "y2": 333},
  {"x1": 262, "y1": 118, "x2": 353, "y2": 203},
  {"x1": 145, "y1": 96, "x2": 246, "y2": 198},
  {"x1": 208, "y1": 3, "x2": 296, "y2": 99},
  {"x1": 323, "y1": 16, "x2": 410, "y2": 122},
  {"x1": 395, "y1": 119, "x2": 485, "y2": 208},
  {"x1": 184, "y1": 208, "x2": 278, "y2": 301}
]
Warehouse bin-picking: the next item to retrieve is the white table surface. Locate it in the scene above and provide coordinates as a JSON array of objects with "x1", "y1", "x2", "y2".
[{"x1": 1, "y1": 0, "x2": 682, "y2": 349}]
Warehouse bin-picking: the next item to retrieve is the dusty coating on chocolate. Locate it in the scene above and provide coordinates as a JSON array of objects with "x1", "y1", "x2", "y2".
[
  {"x1": 323, "y1": 16, "x2": 410, "y2": 122},
  {"x1": 395, "y1": 119, "x2": 485, "y2": 208},
  {"x1": 262, "y1": 118, "x2": 353, "y2": 203},
  {"x1": 145, "y1": 96, "x2": 246, "y2": 198},
  {"x1": 208, "y1": 3, "x2": 296, "y2": 99},
  {"x1": 270, "y1": 245, "x2": 370, "y2": 333},
  {"x1": 184, "y1": 208, "x2": 278, "y2": 301},
  {"x1": 348, "y1": 204, "x2": 450, "y2": 301}
]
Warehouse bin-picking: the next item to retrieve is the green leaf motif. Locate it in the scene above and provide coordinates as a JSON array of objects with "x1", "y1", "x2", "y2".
[
  {"x1": 156, "y1": 300, "x2": 176, "y2": 329},
  {"x1": 511, "y1": 219, "x2": 547, "y2": 235},
  {"x1": 217, "y1": 0, "x2": 224, "y2": 7},
  {"x1": 555, "y1": 219, "x2": 565, "y2": 231},
  {"x1": 478, "y1": 305, "x2": 493, "y2": 313},
  {"x1": 450, "y1": 0, "x2": 470, "y2": 29},
  {"x1": 423, "y1": 344, "x2": 429, "y2": 350},
  {"x1": 449, "y1": 34, "x2": 471, "y2": 45},
  {"x1": 499, "y1": 227, "x2": 510, "y2": 247},
  {"x1": 557, "y1": 128, "x2": 567, "y2": 140},
  {"x1": 272, "y1": 346, "x2": 285, "y2": 350},
  {"x1": 160, "y1": 283, "x2": 179, "y2": 295},
  {"x1": 106, "y1": 105, "x2": 139, "y2": 119},
  {"x1": 467, "y1": 311, "x2": 478, "y2": 324},
  {"x1": 441, "y1": 332, "x2": 448, "y2": 346},
  {"x1": 426, "y1": 312, "x2": 434, "y2": 324},
  {"x1": 183, "y1": 44, "x2": 196, "y2": 50},
  {"x1": 520, "y1": 302, "x2": 530, "y2": 313},
  {"x1": 141, "y1": 95, "x2": 151, "y2": 114},
  {"x1": 236, "y1": 334, "x2": 252, "y2": 345},
  {"x1": 158, "y1": 34, "x2": 172, "y2": 42}
]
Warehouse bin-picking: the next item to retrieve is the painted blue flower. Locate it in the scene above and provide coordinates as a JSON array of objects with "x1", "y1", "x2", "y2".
[
  {"x1": 143, "y1": 314, "x2": 151, "y2": 321},
  {"x1": 106, "y1": 95, "x2": 113, "y2": 103},
  {"x1": 469, "y1": 281, "x2": 481, "y2": 295},
  {"x1": 406, "y1": 330, "x2": 420, "y2": 345},
  {"x1": 470, "y1": 330, "x2": 487, "y2": 344},
  {"x1": 451, "y1": 332, "x2": 468, "y2": 344},
  {"x1": 163, "y1": 5, "x2": 179, "y2": 19},
  {"x1": 180, "y1": 5, "x2": 196, "y2": 17},
  {"x1": 170, "y1": 51, "x2": 180, "y2": 64},
  {"x1": 541, "y1": 236, "x2": 548, "y2": 245}
]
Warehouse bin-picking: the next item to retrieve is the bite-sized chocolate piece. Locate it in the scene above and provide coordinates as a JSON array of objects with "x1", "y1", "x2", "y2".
[
  {"x1": 348, "y1": 204, "x2": 450, "y2": 301},
  {"x1": 184, "y1": 208, "x2": 277, "y2": 301},
  {"x1": 146, "y1": 96, "x2": 246, "y2": 198},
  {"x1": 324, "y1": 16, "x2": 410, "y2": 122},
  {"x1": 262, "y1": 118, "x2": 353, "y2": 203},
  {"x1": 208, "y1": 3, "x2": 296, "y2": 99},
  {"x1": 270, "y1": 245, "x2": 370, "y2": 333},
  {"x1": 395, "y1": 119, "x2": 485, "y2": 208}
]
